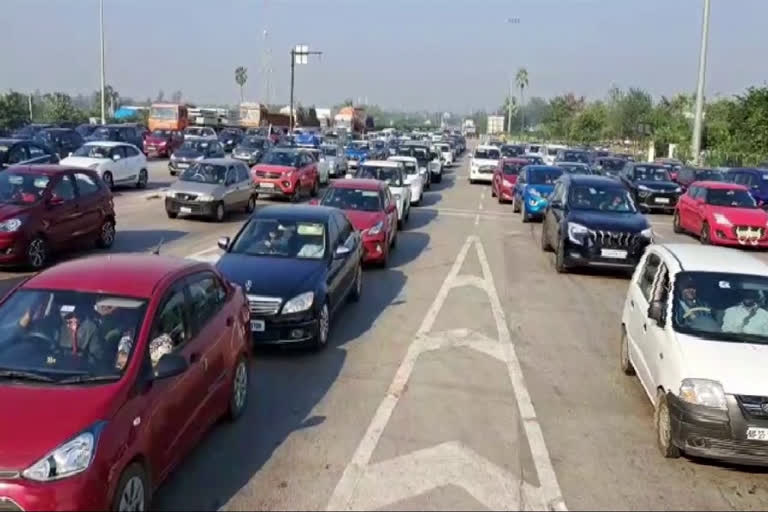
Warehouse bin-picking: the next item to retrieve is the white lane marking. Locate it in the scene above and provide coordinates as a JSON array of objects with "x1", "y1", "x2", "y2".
[
  {"x1": 327, "y1": 235, "x2": 566, "y2": 511},
  {"x1": 475, "y1": 213, "x2": 480, "y2": 226}
]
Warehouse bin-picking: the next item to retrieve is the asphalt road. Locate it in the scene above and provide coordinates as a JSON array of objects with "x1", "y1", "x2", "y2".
[{"x1": 3, "y1": 153, "x2": 768, "y2": 510}]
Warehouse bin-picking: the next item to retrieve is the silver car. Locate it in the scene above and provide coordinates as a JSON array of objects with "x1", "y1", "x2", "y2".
[
  {"x1": 165, "y1": 158, "x2": 256, "y2": 222},
  {"x1": 320, "y1": 143, "x2": 348, "y2": 178}
]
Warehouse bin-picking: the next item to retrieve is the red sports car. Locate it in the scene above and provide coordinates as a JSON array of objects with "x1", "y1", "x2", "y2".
[
  {"x1": 252, "y1": 148, "x2": 319, "y2": 201},
  {"x1": 491, "y1": 157, "x2": 527, "y2": 204},
  {"x1": 674, "y1": 181, "x2": 768, "y2": 247}
]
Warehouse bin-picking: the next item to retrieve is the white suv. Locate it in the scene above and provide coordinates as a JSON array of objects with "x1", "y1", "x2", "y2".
[
  {"x1": 469, "y1": 145, "x2": 500, "y2": 184},
  {"x1": 621, "y1": 243, "x2": 768, "y2": 465}
]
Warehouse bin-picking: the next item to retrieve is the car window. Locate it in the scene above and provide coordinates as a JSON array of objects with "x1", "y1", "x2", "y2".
[
  {"x1": 7, "y1": 144, "x2": 29, "y2": 164},
  {"x1": 236, "y1": 164, "x2": 249, "y2": 182},
  {"x1": 186, "y1": 272, "x2": 227, "y2": 335},
  {"x1": 226, "y1": 167, "x2": 237, "y2": 185},
  {"x1": 328, "y1": 214, "x2": 340, "y2": 249},
  {"x1": 651, "y1": 264, "x2": 671, "y2": 324},
  {"x1": 52, "y1": 175, "x2": 76, "y2": 201},
  {"x1": 74, "y1": 173, "x2": 100, "y2": 196},
  {"x1": 124, "y1": 145, "x2": 140, "y2": 157},
  {"x1": 110, "y1": 146, "x2": 125, "y2": 159},
  {"x1": 335, "y1": 211, "x2": 353, "y2": 246},
  {"x1": 638, "y1": 253, "x2": 661, "y2": 303},
  {"x1": 148, "y1": 286, "x2": 190, "y2": 367},
  {"x1": 27, "y1": 144, "x2": 46, "y2": 158}
]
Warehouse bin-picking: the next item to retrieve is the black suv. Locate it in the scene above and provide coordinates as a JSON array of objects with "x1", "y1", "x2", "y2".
[
  {"x1": 540, "y1": 174, "x2": 653, "y2": 273},
  {"x1": 33, "y1": 128, "x2": 84, "y2": 159},
  {"x1": 620, "y1": 162, "x2": 682, "y2": 213},
  {"x1": 85, "y1": 124, "x2": 144, "y2": 149}
]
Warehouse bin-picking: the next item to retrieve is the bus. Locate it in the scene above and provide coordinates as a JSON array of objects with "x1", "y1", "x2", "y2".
[{"x1": 148, "y1": 103, "x2": 190, "y2": 131}]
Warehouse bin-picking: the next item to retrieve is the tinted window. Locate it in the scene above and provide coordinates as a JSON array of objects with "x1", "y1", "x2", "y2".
[
  {"x1": 236, "y1": 164, "x2": 249, "y2": 182},
  {"x1": 569, "y1": 185, "x2": 636, "y2": 213},
  {"x1": 230, "y1": 218, "x2": 327, "y2": 260},
  {"x1": 74, "y1": 173, "x2": 100, "y2": 196},
  {"x1": 52, "y1": 175, "x2": 76, "y2": 201},
  {"x1": 706, "y1": 188, "x2": 757, "y2": 208},
  {"x1": 633, "y1": 166, "x2": 670, "y2": 181},
  {"x1": 321, "y1": 187, "x2": 382, "y2": 212},
  {"x1": 180, "y1": 163, "x2": 227, "y2": 184},
  {"x1": 528, "y1": 168, "x2": 562, "y2": 185},
  {"x1": 7, "y1": 145, "x2": 29, "y2": 164},
  {"x1": 502, "y1": 163, "x2": 522, "y2": 175},
  {"x1": 262, "y1": 150, "x2": 299, "y2": 167},
  {"x1": 110, "y1": 147, "x2": 126, "y2": 159},
  {"x1": 356, "y1": 166, "x2": 403, "y2": 186},
  {"x1": 27, "y1": 144, "x2": 46, "y2": 158},
  {"x1": 335, "y1": 212, "x2": 353, "y2": 245}
]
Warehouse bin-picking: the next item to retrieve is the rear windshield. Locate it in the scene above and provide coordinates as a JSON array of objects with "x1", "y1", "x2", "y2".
[
  {"x1": 528, "y1": 168, "x2": 562, "y2": 185},
  {"x1": 474, "y1": 148, "x2": 500, "y2": 159}
]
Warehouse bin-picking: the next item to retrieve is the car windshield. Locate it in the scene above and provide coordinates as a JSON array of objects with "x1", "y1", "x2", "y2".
[
  {"x1": 706, "y1": 188, "x2": 757, "y2": 208},
  {"x1": 0, "y1": 172, "x2": 50, "y2": 205},
  {"x1": 150, "y1": 106, "x2": 177, "y2": 119},
  {"x1": 599, "y1": 158, "x2": 626, "y2": 171},
  {"x1": 0, "y1": 289, "x2": 147, "y2": 382},
  {"x1": 528, "y1": 168, "x2": 562, "y2": 185},
  {"x1": 322, "y1": 146, "x2": 337, "y2": 156},
  {"x1": 321, "y1": 187, "x2": 382, "y2": 212},
  {"x1": 558, "y1": 163, "x2": 591, "y2": 174},
  {"x1": 569, "y1": 185, "x2": 637, "y2": 212},
  {"x1": 151, "y1": 129, "x2": 171, "y2": 137},
  {"x1": 547, "y1": 148, "x2": 560, "y2": 156},
  {"x1": 524, "y1": 156, "x2": 544, "y2": 165},
  {"x1": 356, "y1": 166, "x2": 403, "y2": 186},
  {"x1": 91, "y1": 127, "x2": 116, "y2": 139},
  {"x1": 672, "y1": 271, "x2": 768, "y2": 344},
  {"x1": 399, "y1": 147, "x2": 429, "y2": 163},
  {"x1": 528, "y1": 145, "x2": 541, "y2": 153},
  {"x1": 401, "y1": 162, "x2": 418, "y2": 175},
  {"x1": 351, "y1": 141, "x2": 370, "y2": 150},
  {"x1": 241, "y1": 137, "x2": 266, "y2": 149},
  {"x1": 563, "y1": 151, "x2": 589, "y2": 163},
  {"x1": 475, "y1": 148, "x2": 500, "y2": 160},
  {"x1": 634, "y1": 166, "x2": 670, "y2": 181},
  {"x1": 73, "y1": 144, "x2": 111, "y2": 158},
  {"x1": 230, "y1": 218, "x2": 326, "y2": 259},
  {"x1": 261, "y1": 151, "x2": 299, "y2": 167},
  {"x1": 696, "y1": 170, "x2": 726, "y2": 181},
  {"x1": 179, "y1": 140, "x2": 210, "y2": 153},
  {"x1": 179, "y1": 163, "x2": 227, "y2": 184},
  {"x1": 501, "y1": 145, "x2": 524, "y2": 157},
  {"x1": 220, "y1": 131, "x2": 240, "y2": 139},
  {"x1": 502, "y1": 163, "x2": 522, "y2": 175}
]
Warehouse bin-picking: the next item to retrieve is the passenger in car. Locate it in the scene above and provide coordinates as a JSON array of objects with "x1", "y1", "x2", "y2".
[{"x1": 722, "y1": 290, "x2": 768, "y2": 336}]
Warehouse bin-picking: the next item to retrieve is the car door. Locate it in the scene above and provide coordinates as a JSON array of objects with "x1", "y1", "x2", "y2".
[
  {"x1": 109, "y1": 146, "x2": 128, "y2": 182},
  {"x1": 690, "y1": 187, "x2": 708, "y2": 233},
  {"x1": 333, "y1": 211, "x2": 357, "y2": 300},
  {"x1": 222, "y1": 166, "x2": 240, "y2": 209},
  {"x1": 514, "y1": 168, "x2": 526, "y2": 203},
  {"x1": 326, "y1": 215, "x2": 345, "y2": 307},
  {"x1": 71, "y1": 172, "x2": 105, "y2": 237},
  {"x1": 677, "y1": 186, "x2": 695, "y2": 231},
  {"x1": 626, "y1": 251, "x2": 662, "y2": 396},
  {"x1": 25, "y1": 142, "x2": 57, "y2": 164},
  {"x1": 645, "y1": 263, "x2": 671, "y2": 389},
  {"x1": 546, "y1": 182, "x2": 566, "y2": 248},
  {"x1": 45, "y1": 174, "x2": 84, "y2": 248}
]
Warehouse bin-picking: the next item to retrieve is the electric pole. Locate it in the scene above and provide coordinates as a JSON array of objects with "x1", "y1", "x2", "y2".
[{"x1": 691, "y1": 0, "x2": 711, "y2": 165}]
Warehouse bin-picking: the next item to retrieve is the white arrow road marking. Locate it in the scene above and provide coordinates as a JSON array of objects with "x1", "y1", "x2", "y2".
[{"x1": 327, "y1": 235, "x2": 566, "y2": 511}]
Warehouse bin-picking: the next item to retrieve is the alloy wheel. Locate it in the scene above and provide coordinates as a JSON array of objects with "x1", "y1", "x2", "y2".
[
  {"x1": 318, "y1": 303, "x2": 330, "y2": 346},
  {"x1": 233, "y1": 360, "x2": 247, "y2": 413},
  {"x1": 99, "y1": 220, "x2": 115, "y2": 248},
  {"x1": 27, "y1": 238, "x2": 47, "y2": 269},
  {"x1": 118, "y1": 476, "x2": 145, "y2": 511}
]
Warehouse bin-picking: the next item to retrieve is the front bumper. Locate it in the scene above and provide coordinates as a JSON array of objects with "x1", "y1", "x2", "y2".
[
  {"x1": 362, "y1": 236, "x2": 388, "y2": 263},
  {"x1": 144, "y1": 144, "x2": 169, "y2": 157},
  {"x1": 562, "y1": 234, "x2": 649, "y2": 269},
  {"x1": 250, "y1": 312, "x2": 318, "y2": 344},
  {"x1": 168, "y1": 160, "x2": 195, "y2": 174},
  {"x1": 165, "y1": 197, "x2": 217, "y2": 216},
  {"x1": 253, "y1": 178, "x2": 297, "y2": 197},
  {"x1": 232, "y1": 154, "x2": 260, "y2": 166},
  {"x1": 708, "y1": 225, "x2": 768, "y2": 248},
  {"x1": 636, "y1": 191, "x2": 680, "y2": 210},
  {"x1": 470, "y1": 168, "x2": 494, "y2": 182},
  {"x1": 0, "y1": 469, "x2": 108, "y2": 511}
]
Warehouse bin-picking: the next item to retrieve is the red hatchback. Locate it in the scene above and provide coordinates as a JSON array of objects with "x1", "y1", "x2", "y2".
[
  {"x1": 674, "y1": 181, "x2": 768, "y2": 247},
  {"x1": 0, "y1": 255, "x2": 251, "y2": 511},
  {"x1": 316, "y1": 179, "x2": 398, "y2": 266},
  {"x1": 142, "y1": 129, "x2": 183, "y2": 158},
  {"x1": 251, "y1": 148, "x2": 319, "y2": 202},
  {"x1": 0, "y1": 165, "x2": 116, "y2": 269},
  {"x1": 491, "y1": 158, "x2": 526, "y2": 203}
]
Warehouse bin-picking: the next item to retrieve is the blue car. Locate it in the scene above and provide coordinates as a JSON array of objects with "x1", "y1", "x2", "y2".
[
  {"x1": 295, "y1": 131, "x2": 320, "y2": 147},
  {"x1": 512, "y1": 165, "x2": 563, "y2": 222},
  {"x1": 725, "y1": 168, "x2": 768, "y2": 207},
  {"x1": 345, "y1": 141, "x2": 371, "y2": 168}
]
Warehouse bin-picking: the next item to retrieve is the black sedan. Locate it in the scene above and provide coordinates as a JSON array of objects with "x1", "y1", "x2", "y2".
[
  {"x1": 540, "y1": 174, "x2": 653, "y2": 273},
  {"x1": 216, "y1": 205, "x2": 363, "y2": 349}
]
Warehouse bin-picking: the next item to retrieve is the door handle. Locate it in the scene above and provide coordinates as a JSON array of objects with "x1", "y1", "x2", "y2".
[
  {"x1": 226, "y1": 316, "x2": 234, "y2": 326},
  {"x1": 190, "y1": 352, "x2": 202, "y2": 364}
]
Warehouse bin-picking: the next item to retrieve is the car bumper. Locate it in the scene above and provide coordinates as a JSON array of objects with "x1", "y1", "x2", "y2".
[
  {"x1": 668, "y1": 392, "x2": 768, "y2": 466},
  {"x1": 232, "y1": 154, "x2": 259, "y2": 166},
  {"x1": 144, "y1": 145, "x2": 169, "y2": 157},
  {"x1": 362, "y1": 236, "x2": 388, "y2": 262},
  {"x1": 470, "y1": 170, "x2": 493, "y2": 182},
  {"x1": 0, "y1": 471, "x2": 108, "y2": 511},
  {"x1": 250, "y1": 313, "x2": 318, "y2": 344},
  {"x1": 708, "y1": 227, "x2": 768, "y2": 248},
  {"x1": 253, "y1": 179, "x2": 297, "y2": 197},
  {"x1": 168, "y1": 160, "x2": 195, "y2": 173},
  {"x1": 498, "y1": 185, "x2": 515, "y2": 201},
  {"x1": 562, "y1": 237, "x2": 649, "y2": 268},
  {"x1": 636, "y1": 192, "x2": 679, "y2": 210},
  {"x1": 165, "y1": 198, "x2": 217, "y2": 216}
]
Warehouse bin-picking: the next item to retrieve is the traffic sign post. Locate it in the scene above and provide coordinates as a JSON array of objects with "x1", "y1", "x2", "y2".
[{"x1": 290, "y1": 44, "x2": 323, "y2": 132}]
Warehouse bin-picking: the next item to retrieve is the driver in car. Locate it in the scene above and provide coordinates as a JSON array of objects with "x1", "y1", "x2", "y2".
[
  {"x1": 252, "y1": 225, "x2": 293, "y2": 255},
  {"x1": 59, "y1": 310, "x2": 101, "y2": 359},
  {"x1": 722, "y1": 290, "x2": 768, "y2": 336},
  {"x1": 676, "y1": 275, "x2": 719, "y2": 330}
]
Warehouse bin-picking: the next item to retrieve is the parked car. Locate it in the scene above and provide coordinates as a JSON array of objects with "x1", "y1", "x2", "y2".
[
  {"x1": 655, "y1": 158, "x2": 684, "y2": 182},
  {"x1": 354, "y1": 160, "x2": 411, "y2": 227},
  {"x1": 0, "y1": 139, "x2": 60, "y2": 168},
  {"x1": 143, "y1": 129, "x2": 184, "y2": 158},
  {"x1": 491, "y1": 157, "x2": 527, "y2": 204},
  {"x1": 60, "y1": 141, "x2": 148, "y2": 189},
  {"x1": 218, "y1": 128, "x2": 244, "y2": 152},
  {"x1": 251, "y1": 148, "x2": 319, "y2": 201},
  {"x1": 319, "y1": 143, "x2": 348, "y2": 179},
  {"x1": 556, "y1": 162, "x2": 593, "y2": 175},
  {"x1": 183, "y1": 126, "x2": 218, "y2": 141},
  {"x1": 512, "y1": 165, "x2": 563, "y2": 222},
  {"x1": 594, "y1": 156, "x2": 627, "y2": 178},
  {"x1": 216, "y1": 204, "x2": 362, "y2": 348},
  {"x1": 0, "y1": 165, "x2": 115, "y2": 268},
  {"x1": 316, "y1": 179, "x2": 398, "y2": 266},
  {"x1": 725, "y1": 168, "x2": 768, "y2": 206},
  {"x1": 33, "y1": 128, "x2": 84, "y2": 160},
  {"x1": 620, "y1": 162, "x2": 682, "y2": 213},
  {"x1": 540, "y1": 174, "x2": 652, "y2": 273},
  {"x1": 676, "y1": 167, "x2": 726, "y2": 192},
  {"x1": 469, "y1": 145, "x2": 501, "y2": 184},
  {"x1": 0, "y1": 253, "x2": 250, "y2": 510},
  {"x1": 11, "y1": 124, "x2": 53, "y2": 140},
  {"x1": 169, "y1": 140, "x2": 225, "y2": 176},
  {"x1": 620, "y1": 243, "x2": 768, "y2": 465},
  {"x1": 86, "y1": 124, "x2": 144, "y2": 149},
  {"x1": 165, "y1": 159, "x2": 255, "y2": 222},
  {"x1": 388, "y1": 155, "x2": 425, "y2": 205}
]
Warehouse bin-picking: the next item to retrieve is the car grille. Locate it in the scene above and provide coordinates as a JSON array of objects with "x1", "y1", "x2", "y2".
[
  {"x1": 733, "y1": 226, "x2": 765, "y2": 240},
  {"x1": 736, "y1": 395, "x2": 768, "y2": 419},
  {"x1": 0, "y1": 498, "x2": 23, "y2": 512},
  {"x1": 175, "y1": 193, "x2": 198, "y2": 201},
  {"x1": 588, "y1": 230, "x2": 638, "y2": 248},
  {"x1": 247, "y1": 295, "x2": 282, "y2": 316},
  {"x1": 479, "y1": 166, "x2": 494, "y2": 173},
  {"x1": 256, "y1": 171, "x2": 283, "y2": 179}
]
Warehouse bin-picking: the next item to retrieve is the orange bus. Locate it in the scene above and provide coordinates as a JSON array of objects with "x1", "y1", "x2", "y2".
[{"x1": 148, "y1": 103, "x2": 190, "y2": 131}]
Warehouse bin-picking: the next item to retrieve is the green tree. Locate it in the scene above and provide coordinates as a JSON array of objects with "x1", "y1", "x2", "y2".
[
  {"x1": 569, "y1": 101, "x2": 607, "y2": 145},
  {"x1": 515, "y1": 67, "x2": 529, "y2": 135},
  {"x1": 606, "y1": 87, "x2": 653, "y2": 141},
  {"x1": 0, "y1": 91, "x2": 30, "y2": 131},
  {"x1": 234, "y1": 66, "x2": 247, "y2": 103},
  {"x1": 38, "y1": 93, "x2": 83, "y2": 123},
  {"x1": 543, "y1": 93, "x2": 585, "y2": 141}
]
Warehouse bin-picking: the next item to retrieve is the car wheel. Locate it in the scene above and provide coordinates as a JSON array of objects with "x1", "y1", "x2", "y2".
[
  {"x1": 103, "y1": 171, "x2": 114, "y2": 190},
  {"x1": 491, "y1": 184, "x2": 496, "y2": 197},
  {"x1": 97, "y1": 218, "x2": 116, "y2": 248},
  {"x1": 26, "y1": 236, "x2": 48, "y2": 270},
  {"x1": 213, "y1": 202, "x2": 226, "y2": 223},
  {"x1": 136, "y1": 169, "x2": 148, "y2": 189},
  {"x1": 166, "y1": 210, "x2": 177, "y2": 219},
  {"x1": 291, "y1": 186, "x2": 301, "y2": 203},
  {"x1": 521, "y1": 201, "x2": 530, "y2": 223},
  {"x1": 313, "y1": 302, "x2": 330, "y2": 350},
  {"x1": 700, "y1": 221, "x2": 711, "y2": 245},
  {"x1": 245, "y1": 195, "x2": 256, "y2": 214},
  {"x1": 111, "y1": 463, "x2": 151, "y2": 512},
  {"x1": 540, "y1": 225, "x2": 553, "y2": 252},
  {"x1": 512, "y1": 195, "x2": 521, "y2": 213},
  {"x1": 620, "y1": 327, "x2": 635, "y2": 376},
  {"x1": 655, "y1": 390, "x2": 681, "y2": 458},
  {"x1": 311, "y1": 178, "x2": 319, "y2": 197},
  {"x1": 672, "y1": 210, "x2": 683, "y2": 234},
  {"x1": 469, "y1": 178, "x2": 475, "y2": 185},
  {"x1": 348, "y1": 264, "x2": 362, "y2": 302},
  {"x1": 434, "y1": 173, "x2": 442, "y2": 183},
  {"x1": 227, "y1": 357, "x2": 248, "y2": 421},
  {"x1": 169, "y1": 170, "x2": 177, "y2": 177},
  {"x1": 555, "y1": 239, "x2": 569, "y2": 274}
]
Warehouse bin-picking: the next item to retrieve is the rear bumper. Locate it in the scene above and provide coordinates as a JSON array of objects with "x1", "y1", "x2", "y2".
[
  {"x1": 165, "y1": 198, "x2": 217, "y2": 216},
  {"x1": 469, "y1": 170, "x2": 493, "y2": 182},
  {"x1": 168, "y1": 160, "x2": 195, "y2": 173}
]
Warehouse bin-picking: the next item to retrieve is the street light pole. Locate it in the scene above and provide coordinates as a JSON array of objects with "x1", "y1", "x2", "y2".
[
  {"x1": 505, "y1": 17, "x2": 520, "y2": 138},
  {"x1": 691, "y1": 0, "x2": 711, "y2": 165},
  {"x1": 289, "y1": 44, "x2": 322, "y2": 132},
  {"x1": 99, "y1": 0, "x2": 106, "y2": 125}
]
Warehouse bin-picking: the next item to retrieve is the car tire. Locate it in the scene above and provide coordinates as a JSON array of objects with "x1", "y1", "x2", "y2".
[
  {"x1": 97, "y1": 218, "x2": 116, "y2": 249},
  {"x1": 390, "y1": 228, "x2": 397, "y2": 249},
  {"x1": 469, "y1": 178, "x2": 475, "y2": 185},
  {"x1": 555, "y1": 239, "x2": 569, "y2": 274},
  {"x1": 291, "y1": 186, "x2": 301, "y2": 203},
  {"x1": 136, "y1": 169, "x2": 148, "y2": 189},
  {"x1": 700, "y1": 221, "x2": 711, "y2": 245},
  {"x1": 311, "y1": 178, "x2": 319, "y2": 197},
  {"x1": 620, "y1": 328, "x2": 636, "y2": 376},
  {"x1": 540, "y1": 226, "x2": 553, "y2": 252},
  {"x1": 213, "y1": 202, "x2": 226, "y2": 223},
  {"x1": 313, "y1": 302, "x2": 330, "y2": 350},
  {"x1": 521, "y1": 201, "x2": 530, "y2": 223},
  {"x1": 166, "y1": 210, "x2": 177, "y2": 219},
  {"x1": 169, "y1": 170, "x2": 177, "y2": 177},
  {"x1": 245, "y1": 195, "x2": 256, "y2": 214},
  {"x1": 348, "y1": 264, "x2": 362, "y2": 302},
  {"x1": 26, "y1": 236, "x2": 48, "y2": 270},
  {"x1": 227, "y1": 357, "x2": 248, "y2": 421},
  {"x1": 103, "y1": 171, "x2": 114, "y2": 190},
  {"x1": 512, "y1": 196, "x2": 521, "y2": 213},
  {"x1": 673, "y1": 211, "x2": 683, "y2": 234},
  {"x1": 111, "y1": 463, "x2": 150, "y2": 512},
  {"x1": 655, "y1": 390, "x2": 681, "y2": 459}
]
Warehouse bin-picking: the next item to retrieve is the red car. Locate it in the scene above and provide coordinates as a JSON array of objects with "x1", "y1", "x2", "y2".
[
  {"x1": 491, "y1": 157, "x2": 527, "y2": 204},
  {"x1": 674, "y1": 181, "x2": 768, "y2": 247},
  {"x1": 0, "y1": 254, "x2": 251, "y2": 511},
  {"x1": 142, "y1": 129, "x2": 183, "y2": 158},
  {"x1": 0, "y1": 165, "x2": 116, "y2": 269},
  {"x1": 315, "y1": 179, "x2": 397, "y2": 266},
  {"x1": 251, "y1": 148, "x2": 319, "y2": 201}
]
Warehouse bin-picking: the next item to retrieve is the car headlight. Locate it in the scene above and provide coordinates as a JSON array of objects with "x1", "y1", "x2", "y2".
[
  {"x1": 528, "y1": 188, "x2": 542, "y2": 199},
  {"x1": 22, "y1": 428, "x2": 100, "y2": 482},
  {"x1": 640, "y1": 227, "x2": 654, "y2": 240},
  {"x1": 713, "y1": 212, "x2": 732, "y2": 226},
  {"x1": 638, "y1": 184, "x2": 652, "y2": 192},
  {"x1": 366, "y1": 220, "x2": 384, "y2": 236},
  {"x1": 567, "y1": 222, "x2": 589, "y2": 244},
  {"x1": 674, "y1": 186, "x2": 683, "y2": 194},
  {"x1": 170, "y1": 154, "x2": 177, "y2": 161},
  {"x1": 679, "y1": 378, "x2": 727, "y2": 410},
  {"x1": 282, "y1": 291, "x2": 314, "y2": 314},
  {"x1": 0, "y1": 218, "x2": 22, "y2": 232},
  {"x1": 502, "y1": 179, "x2": 513, "y2": 187}
]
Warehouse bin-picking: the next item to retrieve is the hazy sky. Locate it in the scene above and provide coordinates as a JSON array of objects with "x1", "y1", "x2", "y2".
[{"x1": 2, "y1": 0, "x2": 766, "y2": 112}]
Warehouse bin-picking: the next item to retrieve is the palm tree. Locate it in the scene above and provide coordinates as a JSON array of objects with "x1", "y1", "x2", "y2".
[
  {"x1": 515, "y1": 67, "x2": 529, "y2": 136},
  {"x1": 503, "y1": 96, "x2": 517, "y2": 134},
  {"x1": 235, "y1": 66, "x2": 248, "y2": 104}
]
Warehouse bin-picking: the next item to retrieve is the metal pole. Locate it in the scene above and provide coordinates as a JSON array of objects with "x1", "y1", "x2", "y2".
[
  {"x1": 28, "y1": 94, "x2": 33, "y2": 122},
  {"x1": 691, "y1": 0, "x2": 711, "y2": 165},
  {"x1": 99, "y1": 0, "x2": 106, "y2": 124},
  {"x1": 289, "y1": 49, "x2": 295, "y2": 132},
  {"x1": 507, "y1": 75, "x2": 513, "y2": 135}
]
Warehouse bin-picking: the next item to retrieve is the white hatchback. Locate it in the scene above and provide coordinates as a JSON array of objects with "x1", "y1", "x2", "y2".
[
  {"x1": 469, "y1": 145, "x2": 500, "y2": 184},
  {"x1": 355, "y1": 160, "x2": 411, "y2": 226},
  {"x1": 388, "y1": 156, "x2": 425, "y2": 205},
  {"x1": 60, "y1": 141, "x2": 148, "y2": 189}
]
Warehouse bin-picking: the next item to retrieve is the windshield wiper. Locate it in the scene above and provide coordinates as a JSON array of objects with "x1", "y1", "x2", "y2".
[
  {"x1": 0, "y1": 369, "x2": 55, "y2": 382},
  {"x1": 59, "y1": 374, "x2": 121, "y2": 384}
]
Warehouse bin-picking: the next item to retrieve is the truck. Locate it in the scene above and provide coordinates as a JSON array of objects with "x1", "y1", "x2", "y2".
[
  {"x1": 148, "y1": 103, "x2": 190, "y2": 132},
  {"x1": 334, "y1": 106, "x2": 366, "y2": 135},
  {"x1": 487, "y1": 115, "x2": 505, "y2": 135},
  {"x1": 238, "y1": 102, "x2": 268, "y2": 129},
  {"x1": 462, "y1": 119, "x2": 477, "y2": 138}
]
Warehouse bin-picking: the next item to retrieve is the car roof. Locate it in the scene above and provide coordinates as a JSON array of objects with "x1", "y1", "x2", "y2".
[
  {"x1": 557, "y1": 161, "x2": 588, "y2": 166},
  {"x1": 83, "y1": 140, "x2": 128, "y2": 148},
  {"x1": 501, "y1": 157, "x2": 528, "y2": 164},
  {"x1": 475, "y1": 145, "x2": 498, "y2": 151},
  {"x1": 331, "y1": 178, "x2": 385, "y2": 191},
  {"x1": 22, "y1": 254, "x2": 204, "y2": 298},
  {"x1": 566, "y1": 174, "x2": 624, "y2": 187},
  {"x1": 5, "y1": 164, "x2": 88, "y2": 176},
  {"x1": 729, "y1": 167, "x2": 768, "y2": 173},
  {"x1": 200, "y1": 158, "x2": 243, "y2": 165},
  {"x1": 632, "y1": 162, "x2": 666, "y2": 167},
  {"x1": 255, "y1": 204, "x2": 335, "y2": 222},
  {"x1": 362, "y1": 160, "x2": 400, "y2": 168},
  {"x1": 659, "y1": 244, "x2": 768, "y2": 275},
  {"x1": 389, "y1": 155, "x2": 417, "y2": 162},
  {"x1": 695, "y1": 180, "x2": 746, "y2": 190}
]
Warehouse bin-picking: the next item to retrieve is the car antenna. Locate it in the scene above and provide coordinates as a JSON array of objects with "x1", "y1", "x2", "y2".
[{"x1": 152, "y1": 238, "x2": 164, "y2": 255}]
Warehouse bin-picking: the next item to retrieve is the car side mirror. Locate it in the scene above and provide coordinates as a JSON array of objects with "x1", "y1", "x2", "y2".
[
  {"x1": 335, "y1": 244, "x2": 352, "y2": 259},
  {"x1": 112, "y1": 154, "x2": 121, "y2": 161},
  {"x1": 648, "y1": 300, "x2": 666, "y2": 326},
  {"x1": 217, "y1": 236, "x2": 230, "y2": 250},
  {"x1": 152, "y1": 352, "x2": 188, "y2": 380}
]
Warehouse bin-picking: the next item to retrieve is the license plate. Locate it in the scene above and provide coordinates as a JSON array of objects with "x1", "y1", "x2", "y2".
[
  {"x1": 601, "y1": 249, "x2": 628, "y2": 259},
  {"x1": 180, "y1": 207, "x2": 192, "y2": 214},
  {"x1": 250, "y1": 319, "x2": 265, "y2": 332},
  {"x1": 177, "y1": 163, "x2": 189, "y2": 168},
  {"x1": 259, "y1": 182, "x2": 275, "y2": 189},
  {"x1": 747, "y1": 427, "x2": 768, "y2": 441},
  {"x1": 654, "y1": 197, "x2": 670, "y2": 204}
]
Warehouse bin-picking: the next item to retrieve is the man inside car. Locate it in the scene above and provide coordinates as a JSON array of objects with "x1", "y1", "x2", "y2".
[
  {"x1": 722, "y1": 290, "x2": 768, "y2": 336},
  {"x1": 676, "y1": 275, "x2": 718, "y2": 330}
]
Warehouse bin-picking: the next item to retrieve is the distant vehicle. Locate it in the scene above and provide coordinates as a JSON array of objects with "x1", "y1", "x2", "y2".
[
  {"x1": 251, "y1": 148, "x2": 320, "y2": 201},
  {"x1": 169, "y1": 140, "x2": 226, "y2": 176},
  {"x1": 216, "y1": 204, "x2": 363, "y2": 348},
  {"x1": 0, "y1": 165, "x2": 115, "y2": 268},
  {"x1": 520, "y1": 154, "x2": 545, "y2": 166},
  {"x1": 295, "y1": 131, "x2": 321, "y2": 147},
  {"x1": 555, "y1": 149, "x2": 590, "y2": 165},
  {"x1": 620, "y1": 162, "x2": 682, "y2": 213},
  {"x1": 556, "y1": 162, "x2": 593, "y2": 175},
  {"x1": 500, "y1": 144, "x2": 525, "y2": 158},
  {"x1": 75, "y1": 123, "x2": 99, "y2": 138},
  {"x1": 593, "y1": 156, "x2": 627, "y2": 177},
  {"x1": 143, "y1": 129, "x2": 184, "y2": 158},
  {"x1": 434, "y1": 142, "x2": 454, "y2": 167},
  {"x1": 319, "y1": 143, "x2": 348, "y2": 179},
  {"x1": 86, "y1": 124, "x2": 144, "y2": 149},
  {"x1": 183, "y1": 126, "x2": 217, "y2": 141},
  {"x1": 724, "y1": 168, "x2": 768, "y2": 206},
  {"x1": 525, "y1": 143, "x2": 545, "y2": 159},
  {"x1": 540, "y1": 174, "x2": 652, "y2": 273},
  {"x1": 149, "y1": 102, "x2": 190, "y2": 131},
  {"x1": 398, "y1": 143, "x2": 441, "y2": 185},
  {"x1": 60, "y1": 141, "x2": 148, "y2": 189},
  {"x1": 512, "y1": 165, "x2": 563, "y2": 222},
  {"x1": 388, "y1": 155, "x2": 425, "y2": 205},
  {"x1": 370, "y1": 139, "x2": 390, "y2": 160},
  {"x1": 354, "y1": 160, "x2": 411, "y2": 227},
  {"x1": 469, "y1": 145, "x2": 501, "y2": 184},
  {"x1": 232, "y1": 135, "x2": 270, "y2": 166},
  {"x1": 0, "y1": 139, "x2": 59, "y2": 168},
  {"x1": 676, "y1": 167, "x2": 726, "y2": 192},
  {"x1": 543, "y1": 144, "x2": 566, "y2": 165},
  {"x1": 10, "y1": 124, "x2": 53, "y2": 140},
  {"x1": 33, "y1": 128, "x2": 84, "y2": 159},
  {"x1": 301, "y1": 147, "x2": 330, "y2": 185},
  {"x1": 334, "y1": 106, "x2": 366, "y2": 135},
  {"x1": 655, "y1": 158, "x2": 684, "y2": 182},
  {"x1": 165, "y1": 159, "x2": 256, "y2": 221},
  {"x1": 491, "y1": 157, "x2": 526, "y2": 204},
  {"x1": 345, "y1": 140, "x2": 372, "y2": 169},
  {"x1": 218, "y1": 128, "x2": 244, "y2": 152}
]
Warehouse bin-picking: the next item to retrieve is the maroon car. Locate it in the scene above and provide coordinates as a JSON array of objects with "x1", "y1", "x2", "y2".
[
  {"x1": 0, "y1": 254, "x2": 251, "y2": 510},
  {"x1": 143, "y1": 129, "x2": 183, "y2": 158},
  {"x1": 0, "y1": 165, "x2": 116, "y2": 269}
]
